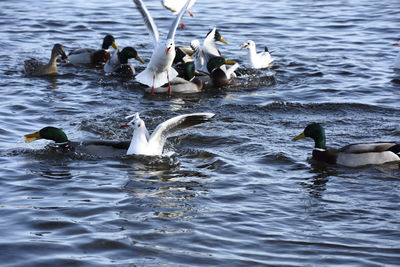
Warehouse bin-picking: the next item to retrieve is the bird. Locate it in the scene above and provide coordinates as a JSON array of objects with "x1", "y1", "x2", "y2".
[
  {"x1": 24, "y1": 126, "x2": 131, "y2": 157},
  {"x1": 121, "y1": 112, "x2": 215, "y2": 156},
  {"x1": 394, "y1": 42, "x2": 400, "y2": 69},
  {"x1": 132, "y1": 0, "x2": 192, "y2": 95},
  {"x1": 24, "y1": 44, "x2": 68, "y2": 76},
  {"x1": 161, "y1": 0, "x2": 196, "y2": 29},
  {"x1": 241, "y1": 40, "x2": 274, "y2": 69},
  {"x1": 292, "y1": 123, "x2": 400, "y2": 167},
  {"x1": 191, "y1": 28, "x2": 229, "y2": 74},
  {"x1": 207, "y1": 56, "x2": 240, "y2": 87},
  {"x1": 145, "y1": 61, "x2": 202, "y2": 93},
  {"x1": 68, "y1": 35, "x2": 119, "y2": 66},
  {"x1": 104, "y1": 47, "x2": 144, "y2": 78}
]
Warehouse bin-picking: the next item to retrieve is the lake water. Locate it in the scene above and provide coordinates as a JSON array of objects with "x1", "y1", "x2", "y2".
[{"x1": 1, "y1": 0, "x2": 400, "y2": 265}]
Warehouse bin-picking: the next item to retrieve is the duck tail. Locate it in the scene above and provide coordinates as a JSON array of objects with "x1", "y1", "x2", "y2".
[{"x1": 388, "y1": 144, "x2": 400, "y2": 154}]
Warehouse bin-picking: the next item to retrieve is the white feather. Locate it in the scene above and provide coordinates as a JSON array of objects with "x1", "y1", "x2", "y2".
[
  {"x1": 337, "y1": 151, "x2": 400, "y2": 167},
  {"x1": 241, "y1": 40, "x2": 273, "y2": 69}
]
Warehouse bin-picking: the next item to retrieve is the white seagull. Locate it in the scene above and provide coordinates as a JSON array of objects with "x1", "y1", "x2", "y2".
[
  {"x1": 122, "y1": 112, "x2": 215, "y2": 156},
  {"x1": 241, "y1": 40, "x2": 274, "y2": 69},
  {"x1": 132, "y1": 0, "x2": 191, "y2": 95},
  {"x1": 161, "y1": 0, "x2": 196, "y2": 29},
  {"x1": 394, "y1": 42, "x2": 400, "y2": 69}
]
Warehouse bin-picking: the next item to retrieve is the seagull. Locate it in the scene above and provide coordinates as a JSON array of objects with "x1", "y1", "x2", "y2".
[
  {"x1": 122, "y1": 112, "x2": 215, "y2": 156},
  {"x1": 161, "y1": 0, "x2": 196, "y2": 29},
  {"x1": 241, "y1": 40, "x2": 274, "y2": 69},
  {"x1": 132, "y1": 0, "x2": 191, "y2": 95},
  {"x1": 394, "y1": 42, "x2": 400, "y2": 69},
  {"x1": 191, "y1": 28, "x2": 230, "y2": 73}
]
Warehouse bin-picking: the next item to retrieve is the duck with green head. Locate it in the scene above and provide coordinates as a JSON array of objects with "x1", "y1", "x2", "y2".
[
  {"x1": 25, "y1": 126, "x2": 130, "y2": 157},
  {"x1": 146, "y1": 61, "x2": 202, "y2": 93},
  {"x1": 104, "y1": 47, "x2": 144, "y2": 78},
  {"x1": 68, "y1": 34, "x2": 119, "y2": 66},
  {"x1": 24, "y1": 44, "x2": 68, "y2": 76},
  {"x1": 206, "y1": 56, "x2": 239, "y2": 87},
  {"x1": 293, "y1": 123, "x2": 400, "y2": 167}
]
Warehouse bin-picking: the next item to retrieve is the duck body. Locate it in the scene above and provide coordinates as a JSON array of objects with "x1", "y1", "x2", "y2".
[
  {"x1": 293, "y1": 123, "x2": 400, "y2": 167},
  {"x1": 241, "y1": 40, "x2": 273, "y2": 69},
  {"x1": 68, "y1": 35, "x2": 119, "y2": 66},
  {"x1": 133, "y1": 0, "x2": 191, "y2": 94},
  {"x1": 207, "y1": 56, "x2": 239, "y2": 87},
  {"x1": 104, "y1": 47, "x2": 144, "y2": 78},
  {"x1": 24, "y1": 126, "x2": 130, "y2": 157},
  {"x1": 123, "y1": 112, "x2": 215, "y2": 156},
  {"x1": 24, "y1": 44, "x2": 68, "y2": 76}
]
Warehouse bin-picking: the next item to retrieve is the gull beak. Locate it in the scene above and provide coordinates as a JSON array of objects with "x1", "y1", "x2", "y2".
[
  {"x1": 219, "y1": 37, "x2": 228, "y2": 45},
  {"x1": 112, "y1": 42, "x2": 119, "y2": 50},
  {"x1": 224, "y1": 59, "x2": 236, "y2": 65},
  {"x1": 136, "y1": 55, "x2": 145, "y2": 64},
  {"x1": 24, "y1": 131, "x2": 41, "y2": 143},
  {"x1": 240, "y1": 44, "x2": 248, "y2": 49},
  {"x1": 120, "y1": 124, "x2": 130, "y2": 128},
  {"x1": 166, "y1": 47, "x2": 171, "y2": 54},
  {"x1": 394, "y1": 43, "x2": 400, "y2": 46},
  {"x1": 292, "y1": 132, "x2": 306, "y2": 141}
]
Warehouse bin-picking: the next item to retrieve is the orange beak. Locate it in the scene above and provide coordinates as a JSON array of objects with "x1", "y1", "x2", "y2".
[{"x1": 120, "y1": 124, "x2": 129, "y2": 128}]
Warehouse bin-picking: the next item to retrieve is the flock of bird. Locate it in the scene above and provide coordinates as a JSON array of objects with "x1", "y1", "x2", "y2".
[{"x1": 23, "y1": 0, "x2": 400, "y2": 167}]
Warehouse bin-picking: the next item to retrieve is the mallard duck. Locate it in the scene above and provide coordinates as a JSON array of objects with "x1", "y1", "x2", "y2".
[
  {"x1": 133, "y1": 0, "x2": 191, "y2": 95},
  {"x1": 191, "y1": 28, "x2": 229, "y2": 73},
  {"x1": 121, "y1": 112, "x2": 215, "y2": 156},
  {"x1": 24, "y1": 44, "x2": 68, "y2": 76},
  {"x1": 24, "y1": 126, "x2": 130, "y2": 157},
  {"x1": 161, "y1": 0, "x2": 196, "y2": 29},
  {"x1": 394, "y1": 42, "x2": 400, "y2": 69},
  {"x1": 145, "y1": 61, "x2": 202, "y2": 93},
  {"x1": 206, "y1": 56, "x2": 239, "y2": 87},
  {"x1": 241, "y1": 40, "x2": 274, "y2": 69},
  {"x1": 68, "y1": 35, "x2": 119, "y2": 66},
  {"x1": 104, "y1": 47, "x2": 144, "y2": 78},
  {"x1": 292, "y1": 123, "x2": 400, "y2": 167}
]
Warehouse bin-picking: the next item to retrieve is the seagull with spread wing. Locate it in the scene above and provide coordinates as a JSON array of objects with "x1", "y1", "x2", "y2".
[{"x1": 132, "y1": 0, "x2": 192, "y2": 95}]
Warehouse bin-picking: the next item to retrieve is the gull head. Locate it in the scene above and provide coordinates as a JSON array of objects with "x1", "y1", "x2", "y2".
[
  {"x1": 122, "y1": 113, "x2": 144, "y2": 129},
  {"x1": 241, "y1": 40, "x2": 255, "y2": 50},
  {"x1": 165, "y1": 39, "x2": 175, "y2": 54}
]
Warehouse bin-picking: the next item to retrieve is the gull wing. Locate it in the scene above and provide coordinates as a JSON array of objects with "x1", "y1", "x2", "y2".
[
  {"x1": 148, "y1": 112, "x2": 215, "y2": 154},
  {"x1": 166, "y1": 0, "x2": 192, "y2": 41},
  {"x1": 132, "y1": 0, "x2": 160, "y2": 44}
]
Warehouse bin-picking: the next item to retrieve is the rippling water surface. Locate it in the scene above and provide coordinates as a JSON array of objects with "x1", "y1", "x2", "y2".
[{"x1": 1, "y1": 0, "x2": 400, "y2": 266}]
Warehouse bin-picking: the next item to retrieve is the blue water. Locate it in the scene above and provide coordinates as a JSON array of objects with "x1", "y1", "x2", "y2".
[{"x1": 1, "y1": 0, "x2": 400, "y2": 266}]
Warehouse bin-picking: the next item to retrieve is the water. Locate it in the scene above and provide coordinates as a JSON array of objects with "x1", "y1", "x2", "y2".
[{"x1": 1, "y1": 0, "x2": 400, "y2": 265}]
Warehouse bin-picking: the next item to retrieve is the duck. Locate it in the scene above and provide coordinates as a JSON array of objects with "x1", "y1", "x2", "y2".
[
  {"x1": 24, "y1": 44, "x2": 68, "y2": 76},
  {"x1": 394, "y1": 42, "x2": 400, "y2": 69},
  {"x1": 132, "y1": 0, "x2": 191, "y2": 95},
  {"x1": 241, "y1": 40, "x2": 274, "y2": 69},
  {"x1": 145, "y1": 61, "x2": 202, "y2": 93},
  {"x1": 104, "y1": 47, "x2": 144, "y2": 78},
  {"x1": 121, "y1": 112, "x2": 215, "y2": 156},
  {"x1": 206, "y1": 56, "x2": 240, "y2": 87},
  {"x1": 68, "y1": 35, "x2": 119, "y2": 66},
  {"x1": 191, "y1": 28, "x2": 230, "y2": 73},
  {"x1": 24, "y1": 126, "x2": 130, "y2": 157},
  {"x1": 161, "y1": 0, "x2": 196, "y2": 29},
  {"x1": 292, "y1": 123, "x2": 400, "y2": 167}
]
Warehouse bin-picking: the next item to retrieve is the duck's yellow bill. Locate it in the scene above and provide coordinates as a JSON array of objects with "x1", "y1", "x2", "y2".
[
  {"x1": 136, "y1": 55, "x2": 145, "y2": 64},
  {"x1": 292, "y1": 132, "x2": 306, "y2": 141},
  {"x1": 24, "y1": 131, "x2": 41, "y2": 143},
  {"x1": 224, "y1": 59, "x2": 236, "y2": 65},
  {"x1": 112, "y1": 42, "x2": 119, "y2": 50},
  {"x1": 219, "y1": 37, "x2": 228, "y2": 45}
]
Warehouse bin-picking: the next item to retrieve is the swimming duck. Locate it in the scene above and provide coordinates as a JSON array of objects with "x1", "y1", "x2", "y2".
[
  {"x1": 122, "y1": 112, "x2": 215, "y2": 156},
  {"x1": 207, "y1": 56, "x2": 239, "y2": 87},
  {"x1": 68, "y1": 35, "x2": 119, "y2": 66},
  {"x1": 24, "y1": 126, "x2": 130, "y2": 157},
  {"x1": 145, "y1": 61, "x2": 202, "y2": 93},
  {"x1": 394, "y1": 42, "x2": 400, "y2": 69},
  {"x1": 104, "y1": 47, "x2": 144, "y2": 78},
  {"x1": 292, "y1": 123, "x2": 400, "y2": 167},
  {"x1": 24, "y1": 44, "x2": 68, "y2": 76},
  {"x1": 133, "y1": 0, "x2": 191, "y2": 95},
  {"x1": 161, "y1": 0, "x2": 196, "y2": 29},
  {"x1": 191, "y1": 28, "x2": 229, "y2": 73},
  {"x1": 241, "y1": 40, "x2": 274, "y2": 69}
]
